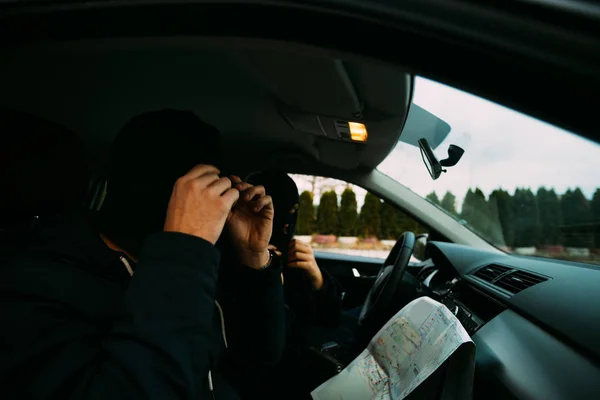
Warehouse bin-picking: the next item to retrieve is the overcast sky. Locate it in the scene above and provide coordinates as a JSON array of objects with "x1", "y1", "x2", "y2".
[
  {"x1": 377, "y1": 77, "x2": 600, "y2": 209},
  {"x1": 293, "y1": 77, "x2": 600, "y2": 211}
]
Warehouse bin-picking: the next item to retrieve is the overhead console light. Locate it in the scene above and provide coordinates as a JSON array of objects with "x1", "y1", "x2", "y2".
[
  {"x1": 334, "y1": 120, "x2": 368, "y2": 142},
  {"x1": 349, "y1": 122, "x2": 368, "y2": 142}
]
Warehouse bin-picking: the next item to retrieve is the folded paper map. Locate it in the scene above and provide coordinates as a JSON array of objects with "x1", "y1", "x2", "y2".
[{"x1": 311, "y1": 297, "x2": 475, "y2": 400}]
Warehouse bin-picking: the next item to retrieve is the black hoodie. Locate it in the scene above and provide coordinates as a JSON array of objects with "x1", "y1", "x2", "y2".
[
  {"x1": 0, "y1": 213, "x2": 284, "y2": 399},
  {"x1": 247, "y1": 170, "x2": 342, "y2": 331}
]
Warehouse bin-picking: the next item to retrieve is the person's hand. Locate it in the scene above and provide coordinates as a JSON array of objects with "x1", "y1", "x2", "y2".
[
  {"x1": 164, "y1": 165, "x2": 239, "y2": 245},
  {"x1": 288, "y1": 239, "x2": 324, "y2": 290},
  {"x1": 267, "y1": 244, "x2": 282, "y2": 257},
  {"x1": 226, "y1": 176, "x2": 274, "y2": 269}
]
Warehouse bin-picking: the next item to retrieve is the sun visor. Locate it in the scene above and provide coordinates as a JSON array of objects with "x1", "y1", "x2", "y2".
[
  {"x1": 239, "y1": 51, "x2": 362, "y2": 118},
  {"x1": 398, "y1": 104, "x2": 451, "y2": 149},
  {"x1": 316, "y1": 140, "x2": 361, "y2": 169}
]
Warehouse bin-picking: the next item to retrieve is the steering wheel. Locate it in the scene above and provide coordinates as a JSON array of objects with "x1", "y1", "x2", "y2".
[{"x1": 358, "y1": 232, "x2": 415, "y2": 327}]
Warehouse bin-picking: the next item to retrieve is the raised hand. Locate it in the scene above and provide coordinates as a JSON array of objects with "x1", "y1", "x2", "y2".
[
  {"x1": 288, "y1": 239, "x2": 324, "y2": 289},
  {"x1": 226, "y1": 176, "x2": 274, "y2": 269},
  {"x1": 164, "y1": 165, "x2": 239, "y2": 245}
]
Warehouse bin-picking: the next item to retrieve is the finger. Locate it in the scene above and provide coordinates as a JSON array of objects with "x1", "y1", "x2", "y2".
[
  {"x1": 241, "y1": 185, "x2": 266, "y2": 201},
  {"x1": 188, "y1": 172, "x2": 220, "y2": 190},
  {"x1": 272, "y1": 249, "x2": 283, "y2": 257},
  {"x1": 249, "y1": 195, "x2": 273, "y2": 213},
  {"x1": 293, "y1": 241, "x2": 312, "y2": 253},
  {"x1": 230, "y1": 175, "x2": 242, "y2": 184},
  {"x1": 268, "y1": 244, "x2": 283, "y2": 257},
  {"x1": 293, "y1": 238, "x2": 308, "y2": 245},
  {"x1": 180, "y1": 164, "x2": 220, "y2": 181},
  {"x1": 221, "y1": 188, "x2": 240, "y2": 210},
  {"x1": 288, "y1": 261, "x2": 311, "y2": 270},
  {"x1": 233, "y1": 182, "x2": 253, "y2": 193},
  {"x1": 288, "y1": 250, "x2": 311, "y2": 262},
  {"x1": 289, "y1": 239, "x2": 302, "y2": 249},
  {"x1": 289, "y1": 239, "x2": 309, "y2": 253},
  {"x1": 208, "y1": 177, "x2": 232, "y2": 195}
]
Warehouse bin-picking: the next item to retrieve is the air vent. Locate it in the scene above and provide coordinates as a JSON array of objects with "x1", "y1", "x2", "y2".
[
  {"x1": 474, "y1": 264, "x2": 511, "y2": 282},
  {"x1": 495, "y1": 270, "x2": 548, "y2": 294}
]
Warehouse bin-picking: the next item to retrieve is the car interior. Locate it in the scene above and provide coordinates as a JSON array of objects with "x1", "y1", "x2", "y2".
[{"x1": 2, "y1": 1, "x2": 600, "y2": 399}]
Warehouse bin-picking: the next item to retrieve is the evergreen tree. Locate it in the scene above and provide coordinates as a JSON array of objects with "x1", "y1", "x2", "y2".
[
  {"x1": 461, "y1": 189, "x2": 476, "y2": 227},
  {"x1": 400, "y1": 210, "x2": 426, "y2": 234},
  {"x1": 461, "y1": 188, "x2": 497, "y2": 241},
  {"x1": 561, "y1": 188, "x2": 593, "y2": 247},
  {"x1": 317, "y1": 191, "x2": 339, "y2": 235},
  {"x1": 426, "y1": 192, "x2": 440, "y2": 205},
  {"x1": 477, "y1": 188, "x2": 505, "y2": 244},
  {"x1": 381, "y1": 201, "x2": 428, "y2": 239},
  {"x1": 561, "y1": 189, "x2": 573, "y2": 223},
  {"x1": 560, "y1": 189, "x2": 575, "y2": 246},
  {"x1": 338, "y1": 188, "x2": 358, "y2": 236},
  {"x1": 489, "y1": 189, "x2": 515, "y2": 247},
  {"x1": 513, "y1": 188, "x2": 541, "y2": 247},
  {"x1": 440, "y1": 191, "x2": 457, "y2": 215},
  {"x1": 537, "y1": 187, "x2": 563, "y2": 246},
  {"x1": 572, "y1": 188, "x2": 593, "y2": 224},
  {"x1": 359, "y1": 192, "x2": 382, "y2": 237},
  {"x1": 381, "y1": 201, "x2": 401, "y2": 239},
  {"x1": 296, "y1": 190, "x2": 315, "y2": 235}
]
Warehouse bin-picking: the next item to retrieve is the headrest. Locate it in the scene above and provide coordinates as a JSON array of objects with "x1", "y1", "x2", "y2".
[{"x1": 0, "y1": 109, "x2": 88, "y2": 219}]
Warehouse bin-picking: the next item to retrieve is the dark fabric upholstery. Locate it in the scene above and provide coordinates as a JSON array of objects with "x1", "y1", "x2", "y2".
[{"x1": 0, "y1": 108, "x2": 88, "y2": 220}]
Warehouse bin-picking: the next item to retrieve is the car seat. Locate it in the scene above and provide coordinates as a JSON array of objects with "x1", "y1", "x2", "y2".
[{"x1": 0, "y1": 108, "x2": 88, "y2": 244}]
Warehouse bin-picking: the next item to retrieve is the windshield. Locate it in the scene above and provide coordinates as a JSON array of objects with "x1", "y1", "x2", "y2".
[{"x1": 378, "y1": 77, "x2": 600, "y2": 265}]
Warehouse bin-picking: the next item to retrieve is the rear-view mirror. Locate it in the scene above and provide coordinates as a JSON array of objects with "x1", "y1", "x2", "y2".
[
  {"x1": 418, "y1": 138, "x2": 465, "y2": 180},
  {"x1": 418, "y1": 138, "x2": 442, "y2": 180}
]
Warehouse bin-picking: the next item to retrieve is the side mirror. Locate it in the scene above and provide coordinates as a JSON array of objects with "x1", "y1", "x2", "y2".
[{"x1": 418, "y1": 138, "x2": 464, "y2": 180}]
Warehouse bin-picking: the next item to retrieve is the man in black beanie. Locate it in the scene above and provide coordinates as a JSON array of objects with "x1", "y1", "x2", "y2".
[
  {"x1": 99, "y1": 109, "x2": 223, "y2": 256},
  {"x1": 0, "y1": 109, "x2": 284, "y2": 399}
]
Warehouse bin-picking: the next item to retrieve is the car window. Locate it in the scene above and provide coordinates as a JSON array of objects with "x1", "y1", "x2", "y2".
[
  {"x1": 290, "y1": 174, "x2": 428, "y2": 260},
  {"x1": 378, "y1": 76, "x2": 600, "y2": 266}
]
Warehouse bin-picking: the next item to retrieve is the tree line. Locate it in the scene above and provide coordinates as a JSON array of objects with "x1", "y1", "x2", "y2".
[
  {"x1": 296, "y1": 189, "x2": 427, "y2": 239},
  {"x1": 444, "y1": 187, "x2": 600, "y2": 248},
  {"x1": 297, "y1": 187, "x2": 600, "y2": 248}
]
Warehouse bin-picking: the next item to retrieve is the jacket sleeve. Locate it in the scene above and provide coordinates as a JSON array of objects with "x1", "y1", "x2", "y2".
[
  {"x1": 217, "y1": 256, "x2": 286, "y2": 396},
  {"x1": 314, "y1": 268, "x2": 343, "y2": 328},
  {"x1": 283, "y1": 266, "x2": 342, "y2": 330},
  {"x1": 0, "y1": 232, "x2": 225, "y2": 399}
]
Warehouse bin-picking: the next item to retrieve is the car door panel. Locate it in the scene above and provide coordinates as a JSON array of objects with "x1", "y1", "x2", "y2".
[{"x1": 314, "y1": 251, "x2": 381, "y2": 310}]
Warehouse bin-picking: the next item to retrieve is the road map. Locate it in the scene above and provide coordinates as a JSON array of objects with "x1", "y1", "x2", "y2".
[{"x1": 311, "y1": 297, "x2": 475, "y2": 400}]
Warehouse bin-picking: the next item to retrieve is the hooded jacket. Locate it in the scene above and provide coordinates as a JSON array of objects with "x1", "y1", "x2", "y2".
[
  {"x1": 248, "y1": 169, "x2": 342, "y2": 331},
  {"x1": 0, "y1": 109, "x2": 285, "y2": 399},
  {"x1": 0, "y1": 212, "x2": 284, "y2": 400}
]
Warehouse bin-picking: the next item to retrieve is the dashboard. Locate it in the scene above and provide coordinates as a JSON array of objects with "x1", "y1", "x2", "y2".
[
  {"x1": 420, "y1": 241, "x2": 600, "y2": 399},
  {"x1": 420, "y1": 269, "x2": 491, "y2": 336}
]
